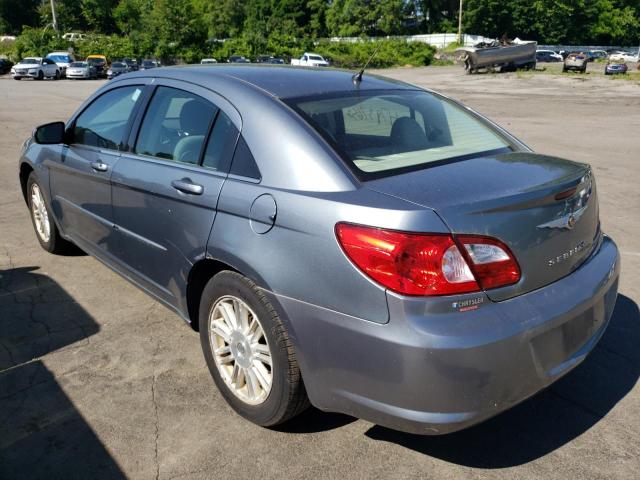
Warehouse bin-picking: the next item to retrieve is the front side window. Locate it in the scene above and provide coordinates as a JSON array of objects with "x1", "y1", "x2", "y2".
[
  {"x1": 287, "y1": 90, "x2": 512, "y2": 177},
  {"x1": 73, "y1": 86, "x2": 143, "y2": 150},
  {"x1": 135, "y1": 86, "x2": 218, "y2": 165}
]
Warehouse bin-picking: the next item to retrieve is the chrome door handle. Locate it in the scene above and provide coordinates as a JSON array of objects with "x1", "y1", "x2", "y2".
[
  {"x1": 171, "y1": 179, "x2": 204, "y2": 195},
  {"x1": 90, "y1": 161, "x2": 109, "y2": 172}
]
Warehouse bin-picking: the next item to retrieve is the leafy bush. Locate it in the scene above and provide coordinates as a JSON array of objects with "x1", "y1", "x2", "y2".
[{"x1": 314, "y1": 39, "x2": 435, "y2": 68}]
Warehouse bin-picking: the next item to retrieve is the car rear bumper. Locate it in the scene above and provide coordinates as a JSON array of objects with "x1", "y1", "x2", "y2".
[{"x1": 270, "y1": 235, "x2": 619, "y2": 434}]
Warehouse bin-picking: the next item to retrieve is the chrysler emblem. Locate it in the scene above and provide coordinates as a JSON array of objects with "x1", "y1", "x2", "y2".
[{"x1": 537, "y1": 174, "x2": 591, "y2": 231}]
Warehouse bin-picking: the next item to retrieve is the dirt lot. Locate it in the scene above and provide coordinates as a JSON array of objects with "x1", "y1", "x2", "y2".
[{"x1": 1, "y1": 66, "x2": 639, "y2": 480}]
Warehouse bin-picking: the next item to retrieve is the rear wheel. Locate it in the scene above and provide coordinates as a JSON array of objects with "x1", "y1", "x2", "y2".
[
  {"x1": 199, "y1": 271, "x2": 309, "y2": 427},
  {"x1": 27, "y1": 174, "x2": 72, "y2": 254}
]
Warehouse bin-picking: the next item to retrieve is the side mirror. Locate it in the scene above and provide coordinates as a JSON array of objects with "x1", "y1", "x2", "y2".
[{"x1": 34, "y1": 121, "x2": 66, "y2": 144}]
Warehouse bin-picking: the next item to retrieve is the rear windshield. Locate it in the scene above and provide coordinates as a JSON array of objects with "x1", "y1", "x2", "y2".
[{"x1": 286, "y1": 90, "x2": 512, "y2": 177}]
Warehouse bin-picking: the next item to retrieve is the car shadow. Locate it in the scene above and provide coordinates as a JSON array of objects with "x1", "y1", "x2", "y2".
[
  {"x1": 364, "y1": 294, "x2": 639, "y2": 468},
  {"x1": 0, "y1": 266, "x2": 126, "y2": 479}
]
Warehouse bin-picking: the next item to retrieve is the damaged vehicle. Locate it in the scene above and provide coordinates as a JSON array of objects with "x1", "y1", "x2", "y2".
[{"x1": 457, "y1": 39, "x2": 537, "y2": 73}]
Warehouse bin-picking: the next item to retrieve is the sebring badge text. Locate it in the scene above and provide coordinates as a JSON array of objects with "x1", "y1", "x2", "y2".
[{"x1": 548, "y1": 240, "x2": 587, "y2": 266}]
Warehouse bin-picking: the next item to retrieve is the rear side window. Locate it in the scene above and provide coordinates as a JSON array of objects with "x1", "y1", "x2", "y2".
[
  {"x1": 73, "y1": 86, "x2": 143, "y2": 150},
  {"x1": 135, "y1": 86, "x2": 217, "y2": 164},
  {"x1": 202, "y1": 111, "x2": 239, "y2": 171},
  {"x1": 230, "y1": 137, "x2": 260, "y2": 180}
]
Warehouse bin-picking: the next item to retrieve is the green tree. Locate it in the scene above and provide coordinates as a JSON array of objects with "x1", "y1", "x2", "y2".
[
  {"x1": 0, "y1": 0, "x2": 40, "y2": 35},
  {"x1": 81, "y1": 0, "x2": 119, "y2": 33}
]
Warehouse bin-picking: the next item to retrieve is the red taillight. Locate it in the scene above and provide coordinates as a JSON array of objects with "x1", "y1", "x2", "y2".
[{"x1": 335, "y1": 223, "x2": 520, "y2": 296}]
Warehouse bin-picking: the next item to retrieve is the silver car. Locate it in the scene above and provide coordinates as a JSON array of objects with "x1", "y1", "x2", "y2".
[
  {"x1": 65, "y1": 61, "x2": 97, "y2": 80},
  {"x1": 18, "y1": 66, "x2": 619, "y2": 434}
]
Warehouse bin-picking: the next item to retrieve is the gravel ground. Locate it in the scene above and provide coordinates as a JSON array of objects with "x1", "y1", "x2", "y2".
[{"x1": 1, "y1": 66, "x2": 639, "y2": 480}]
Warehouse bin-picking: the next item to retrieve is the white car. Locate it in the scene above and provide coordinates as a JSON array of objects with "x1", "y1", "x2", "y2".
[
  {"x1": 291, "y1": 52, "x2": 329, "y2": 67},
  {"x1": 200, "y1": 58, "x2": 218, "y2": 64},
  {"x1": 608, "y1": 51, "x2": 639, "y2": 62},
  {"x1": 46, "y1": 51, "x2": 77, "y2": 76},
  {"x1": 11, "y1": 57, "x2": 60, "y2": 80},
  {"x1": 62, "y1": 32, "x2": 85, "y2": 42}
]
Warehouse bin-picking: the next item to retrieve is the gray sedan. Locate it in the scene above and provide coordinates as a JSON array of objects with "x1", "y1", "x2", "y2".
[
  {"x1": 18, "y1": 66, "x2": 619, "y2": 434},
  {"x1": 65, "y1": 61, "x2": 97, "y2": 80}
]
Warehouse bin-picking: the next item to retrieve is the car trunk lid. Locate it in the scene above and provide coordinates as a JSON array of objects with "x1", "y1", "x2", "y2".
[{"x1": 366, "y1": 152, "x2": 600, "y2": 301}]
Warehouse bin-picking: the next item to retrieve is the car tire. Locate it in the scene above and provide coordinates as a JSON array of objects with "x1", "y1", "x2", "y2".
[
  {"x1": 199, "y1": 271, "x2": 309, "y2": 427},
  {"x1": 36, "y1": 70, "x2": 43, "y2": 80},
  {"x1": 27, "y1": 173, "x2": 72, "y2": 254},
  {"x1": 54, "y1": 70, "x2": 60, "y2": 80},
  {"x1": 13, "y1": 77, "x2": 20, "y2": 80}
]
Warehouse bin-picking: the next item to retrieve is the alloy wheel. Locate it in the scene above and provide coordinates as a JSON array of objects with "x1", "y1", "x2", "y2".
[
  {"x1": 209, "y1": 295, "x2": 273, "y2": 405},
  {"x1": 30, "y1": 183, "x2": 51, "y2": 243}
]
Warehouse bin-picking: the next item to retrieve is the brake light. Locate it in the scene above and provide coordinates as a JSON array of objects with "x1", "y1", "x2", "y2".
[{"x1": 335, "y1": 224, "x2": 520, "y2": 296}]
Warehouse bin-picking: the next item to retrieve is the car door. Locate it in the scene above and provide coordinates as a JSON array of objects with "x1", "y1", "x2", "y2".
[
  {"x1": 49, "y1": 83, "x2": 146, "y2": 258},
  {"x1": 110, "y1": 80, "x2": 241, "y2": 310}
]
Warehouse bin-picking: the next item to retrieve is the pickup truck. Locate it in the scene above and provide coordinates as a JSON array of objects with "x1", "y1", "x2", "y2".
[{"x1": 291, "y1": 53, "x2": 329, "y2": 67}]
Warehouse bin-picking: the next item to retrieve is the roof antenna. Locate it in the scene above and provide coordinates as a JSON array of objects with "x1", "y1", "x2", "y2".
[{"x1": 352, "y1": 42, "x2": 383, "y2": 86}]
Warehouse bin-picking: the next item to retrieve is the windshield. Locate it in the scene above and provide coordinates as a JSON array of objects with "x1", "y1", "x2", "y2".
[
  {"x1": 143, "y1": 61, "x2": 155, "y2": 66},
  {"x1": 112, "y1": 62, "x2": 125, "y2": 67},
  {"x1": 20, "y1": 58, "x2": 39, "y2": 64},
  {"x1": 88, "y1": 58, "x2": 105, "y2": 65},
  {"x1": 47, "y1": 55, "x2": 70, "y2": 62},
  {"x1": 286, "y1": 90, "x2": 512, "y2": 177},
  {"x1": 70, "y1": 62, "x2": 87, "y2": 67},
  {"x1": 308, "y1": 55, "x2": 324, "y2": 61}
]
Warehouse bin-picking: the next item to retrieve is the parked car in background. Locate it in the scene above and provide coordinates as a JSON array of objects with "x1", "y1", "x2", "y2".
[
  {"x1": 46, "y1": 51, "x2": 76, "y2": 76},
  {"x1": 255, "y1": 55, "x2": 272, "y2": 63},
  {"x1": 604, "y1": 62, "x2": 628, "y2": 75},
  {"x1": 65, "y1": 61, "x2": 97, "y2": 80},
  {"x1": 608, "y1": 51, "x2": 639, "y2": 62},
  {"x1": 535, "y1": 49, "x2": 563, "y2": 62},
  {"x1": 107, "y1": 62, "x2": 129, "y2": 79},
  {"x1": 291, "y1": 52, "x2": 329, "y2": 67},
  {"x1": 11, "y1": 57, "x2": 60, "y2": 80},
  {"x1": 587, "y1": 50, "x2": 608, "y2": 62},
  {"x1": 269, "y1": 57, "x2": 285, "y2": 64},
  {"x1": 86, "y1": 55, "x2": 108, "y2": 78},
  {"x1": 62, "y1": 32, "x2": 85, "y2": 42},
  {"x1": 140, "y1": 59, "x2": 159, "y2": 70},
  {"x1": 119, "y1": 58, "x2": 138, "y2": 71},
  {"x1": 200, "y1": 58, "x2": 218, "y2": 64},
  {"x1": 19, "y1": 65, "x2": 619, "y2": 436},
  {"x1": 0, "y1": 58, "x2": 13, "y2": 74},
  {"x1": 228, "y1": 55, "x2": 251, "y2": 63},
  {"x1": 563, "y1": 53, "x2": 588, "y2": 73}
]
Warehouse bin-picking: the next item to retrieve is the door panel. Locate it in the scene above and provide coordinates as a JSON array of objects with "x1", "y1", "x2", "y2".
[
  {"x1": 111, "y1": 157, "x2": 226, "y2": 304},
  {"x1": 50, "y1": 146, "x2": 119, "y2": 253}
]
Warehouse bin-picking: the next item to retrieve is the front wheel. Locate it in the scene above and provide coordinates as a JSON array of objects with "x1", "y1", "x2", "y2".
[
  {"x1": 54, "y1": 70, "x2": 60, "y2": 80},
  {"x1": 36, "y1": 70, "x2": 43, "y2": 80},
  {"x1": 27, "y1": 174, "x2": 72, "y2": 254},
  {"x1": 199, "y1": 271, "x2": 309, "y2": 427}
]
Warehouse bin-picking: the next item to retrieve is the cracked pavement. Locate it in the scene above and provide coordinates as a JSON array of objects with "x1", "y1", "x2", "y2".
[{"x1": 0, "y1": 67, "x2": 639, "y2": 479}]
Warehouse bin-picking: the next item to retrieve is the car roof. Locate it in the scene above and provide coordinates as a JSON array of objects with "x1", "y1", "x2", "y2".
[{"x1": 125, "y1": 65, "x2": 417, "y2": 99}]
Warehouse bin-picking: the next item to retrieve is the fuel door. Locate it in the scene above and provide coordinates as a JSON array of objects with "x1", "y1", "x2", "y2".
[{"x1": 249, "y1": 194, "x2": 277, "y2": 234}]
